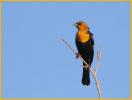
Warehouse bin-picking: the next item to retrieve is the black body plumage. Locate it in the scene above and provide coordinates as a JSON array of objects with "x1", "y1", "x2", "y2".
[{"x1": 75, "y1": 32, "x2": 94, "y2": 86}]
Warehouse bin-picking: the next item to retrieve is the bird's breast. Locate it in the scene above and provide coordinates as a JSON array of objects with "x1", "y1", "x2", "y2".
[{"x1": 77, "y1": 32, "x2": 90, "y2": 43}]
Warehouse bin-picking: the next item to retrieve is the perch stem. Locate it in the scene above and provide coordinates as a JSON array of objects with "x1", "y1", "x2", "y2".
[
  {"x1": 61, "y1": 38, "x2": 102, "y2": 99},
  {"x1": 95, "y1": 48, "x2": 102, "y2": 74}
]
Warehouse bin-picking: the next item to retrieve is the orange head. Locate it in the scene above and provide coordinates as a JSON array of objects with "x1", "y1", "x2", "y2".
[{"x1": 74, "y1": 21, "x2": 89, "y2": 31}]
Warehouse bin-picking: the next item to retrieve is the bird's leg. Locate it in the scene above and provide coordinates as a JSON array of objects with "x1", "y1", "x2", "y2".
[
  {"x1": 83, "y1": 65, "x2": 89, "y2": 70},
  {"x1": 76, "y1": 52, "x2": 80, "y2": 59}
]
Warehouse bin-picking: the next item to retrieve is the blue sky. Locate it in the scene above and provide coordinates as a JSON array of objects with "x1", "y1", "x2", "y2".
[{"x1": 2, "y1": 2, "x2": 130, "y2": 98}]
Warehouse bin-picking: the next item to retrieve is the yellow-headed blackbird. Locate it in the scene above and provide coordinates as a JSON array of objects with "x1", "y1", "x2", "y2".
[{"x1": 74, "y1": 21, "x2": 94, "y2": 86}]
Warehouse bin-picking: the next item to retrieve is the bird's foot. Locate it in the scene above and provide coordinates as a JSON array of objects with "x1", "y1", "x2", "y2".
[
  {"x1": 83, "y1": 65, "x2": 89, "y2": 70},
  {"x1": 76, "y1": 53, "x2": 80, "y2": 59}
]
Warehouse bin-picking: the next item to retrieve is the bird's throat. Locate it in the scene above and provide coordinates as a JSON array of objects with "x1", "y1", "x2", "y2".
[{"x1": 77, "y1": 31, "x2": 90, "y2": 43}]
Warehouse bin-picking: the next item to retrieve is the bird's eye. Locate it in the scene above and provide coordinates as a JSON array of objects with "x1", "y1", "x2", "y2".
[
  {"x1": 77, "y1": 23, "x2": 82, "y2": 26},
  {"x1": 76, "y1": 22, "x2": 82, "y2": 26}
]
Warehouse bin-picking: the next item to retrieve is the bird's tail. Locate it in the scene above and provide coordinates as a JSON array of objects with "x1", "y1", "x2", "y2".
[{"x1": 82, "y1": 67, "x2": 90, "y2": 86}]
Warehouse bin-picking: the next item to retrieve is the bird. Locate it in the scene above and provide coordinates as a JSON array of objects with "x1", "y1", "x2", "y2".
[{"x1": 74, "y1": 21, "x2": 94, "y2": 86}]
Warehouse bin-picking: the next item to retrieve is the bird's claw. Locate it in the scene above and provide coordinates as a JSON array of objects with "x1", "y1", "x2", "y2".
[
  {"x1": 83, "y1": 66, "x2": 88, "y2": 70},
  {"x1": 76, "y1": 53, "x2": 80, "y2": 59}
]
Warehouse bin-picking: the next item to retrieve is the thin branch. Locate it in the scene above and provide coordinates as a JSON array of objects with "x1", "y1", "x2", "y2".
[
  {"x1": 61, "y1": 38, "x2": 102, "y2": 100},
  {"x1": 90, "y1": 67, "x2": 102, "y2": 99},
  {"x1": 61, "y1": 39, "x2": 77, "y2": 54},
  {"x1": 95, "y1": 48, "x2": 102, "y2": 74}
]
